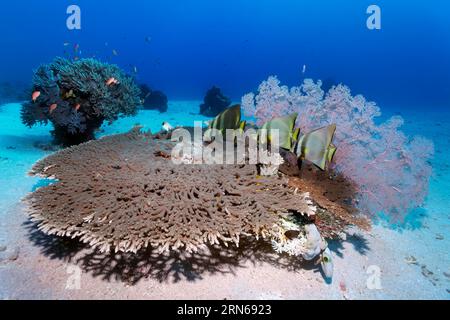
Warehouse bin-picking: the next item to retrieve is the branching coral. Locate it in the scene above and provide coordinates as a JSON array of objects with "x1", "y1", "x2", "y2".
[
  {"x1": 24, "y1": 128, "x2": 330, "y2": 254},
  {"x1": 21, "y1": 58, "x2": 141, "y2": 146},
  {"x1": 242, "y1": 76, "x2": 434, "y2": 221}
]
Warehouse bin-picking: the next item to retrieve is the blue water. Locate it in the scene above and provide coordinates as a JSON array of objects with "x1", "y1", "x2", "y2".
[{"x1": 1, "y1": 0, "x2": 449, "y2": 108}]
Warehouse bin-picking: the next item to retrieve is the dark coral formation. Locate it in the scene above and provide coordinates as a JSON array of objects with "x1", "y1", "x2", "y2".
[
  {"x1": 139, "y1": 84, "x2": 168, "y2": 113},
  {"x1": 200, "y1": 86, "x2": 231, "y2": 117},
  {"x1": 21, "y1": 58, "x2": 141, "y2": 146},
  {"x1": 25, "y1": 128, "x2": 318, "y2": 254}
]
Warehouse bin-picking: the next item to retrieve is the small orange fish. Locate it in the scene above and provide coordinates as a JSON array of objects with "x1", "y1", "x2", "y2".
[
  {"x1": 106, "y1": 77, "x2": 119, "y2": 86},
  {"x1": 74, "y1": 104, "x2": 81, "y2": 111},
  {"x1": 32, "y1": 91, "x2": 41, "y2": 102},
  {"x1": 49, "y1": 104, "x2": 58, "y2": 113},
  {"x1": 106, "y1": 77, "x2": 116, "y2": 86}
]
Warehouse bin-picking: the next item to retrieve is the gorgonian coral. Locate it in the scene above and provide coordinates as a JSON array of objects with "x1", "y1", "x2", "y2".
[
  {"x1": 21, "y1": 58, "x2": 141, "y2": 146},
  {"x1": 242, "y1": 76, "x2": 434, "y2": 221}
]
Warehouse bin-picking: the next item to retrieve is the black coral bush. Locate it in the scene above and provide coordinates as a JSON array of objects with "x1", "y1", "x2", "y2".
[{"x1": 21, "y1": 57, "x2": 141, "y2": 146}]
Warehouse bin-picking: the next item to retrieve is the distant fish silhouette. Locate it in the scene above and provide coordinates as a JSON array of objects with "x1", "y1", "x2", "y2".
[
  {"x1": 145, "y1": 36, "x2": 152, "y2": 43},
  {"x1": 112, "y1": 49, "x2": 118, "y2": 56},
  {"x1": 302, "y1": 64, "x2": 307, "y2": 74}
]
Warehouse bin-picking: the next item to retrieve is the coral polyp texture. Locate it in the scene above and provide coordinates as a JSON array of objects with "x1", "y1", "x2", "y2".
[
  {"x1": 24, "y1": 128, "x2": 343, "y2": 254},
  {"x1": 242, "y1": 76, "x2": 434, "y2": 221},
  {"x1": 21, "y1": 57, "x2": 141, "y2": 146}
]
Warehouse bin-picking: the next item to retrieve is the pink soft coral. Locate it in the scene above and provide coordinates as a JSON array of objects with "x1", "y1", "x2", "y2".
[{"x1": 242, "y1": 76, "x2": 434, "y2": 221}]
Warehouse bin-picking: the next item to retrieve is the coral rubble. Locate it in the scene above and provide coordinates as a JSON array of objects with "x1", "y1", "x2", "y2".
[
  {"x1": 200, "y1": 86, "x2": 232, "y2": 117},
  {"x1": 21, "y1": 58, "x2": 141, "y2": 146}
]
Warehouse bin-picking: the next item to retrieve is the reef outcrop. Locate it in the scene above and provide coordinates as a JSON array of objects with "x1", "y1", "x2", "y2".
[
  {"x1": 21, "y1": 58, "x2": 141, "y2": 146},
  {"x1": 200, "y1": 86, "x2": 231, "y2": 117},
  {"x1": 139, "y1": 84, "x2": 168, "y2": 113}
]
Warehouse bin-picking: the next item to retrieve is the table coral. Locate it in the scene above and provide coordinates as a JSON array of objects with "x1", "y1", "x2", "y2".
[{"x1": 24, "y1": 128, "x2": 328, "y2": 254}]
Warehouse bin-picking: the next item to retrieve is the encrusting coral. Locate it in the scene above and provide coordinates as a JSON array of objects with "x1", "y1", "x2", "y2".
[
  {"x1": 21, "y1": 58, "x2": 141, "y2": 146},
  {"x1": 25, "y1": 127, "x2": 345, "y2": 254}
]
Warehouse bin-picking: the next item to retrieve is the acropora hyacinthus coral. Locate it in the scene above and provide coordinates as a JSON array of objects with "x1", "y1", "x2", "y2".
[{"x1": 24, "y1": 127, "x2": 367, "y2": 254}]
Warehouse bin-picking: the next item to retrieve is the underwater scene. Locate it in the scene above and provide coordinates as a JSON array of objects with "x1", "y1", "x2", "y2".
[{"x1": 0, "y1": 0, "x2": 449, "y2": 301}]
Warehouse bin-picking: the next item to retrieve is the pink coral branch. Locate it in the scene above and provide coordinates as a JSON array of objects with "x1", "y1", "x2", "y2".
[{"x1": 242, "y1": 76, "x2": 434, "y2": 221}]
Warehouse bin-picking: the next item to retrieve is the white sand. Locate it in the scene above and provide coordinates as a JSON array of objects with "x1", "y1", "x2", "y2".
[{"x1": 0, "y1": 102, "x2": 448, "y2": 300}]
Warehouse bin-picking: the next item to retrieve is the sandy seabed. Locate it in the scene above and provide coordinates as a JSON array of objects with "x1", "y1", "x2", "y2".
[{"x1": 0, "y1": 101, "x2": 449, "y2": 300}]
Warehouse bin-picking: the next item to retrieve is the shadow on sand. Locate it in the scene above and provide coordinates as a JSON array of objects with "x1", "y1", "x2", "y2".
[
  {"x1": 329, "y1": 233, "x2": 371, "y2": 259},
  {"x1": 24, "y1": 221, "x2": 325, "y2": 285}
]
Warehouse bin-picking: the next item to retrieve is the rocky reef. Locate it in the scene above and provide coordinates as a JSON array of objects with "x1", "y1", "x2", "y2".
[
  {"x1": 139, "y1": 84, "x2": 168, "y2": 113},
  {"x1": 21, "y1": 58, "x2": 141, "y2": 146},
  {"x1": 200, "y1": 86, "x2": 231, "y2": 117}
]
